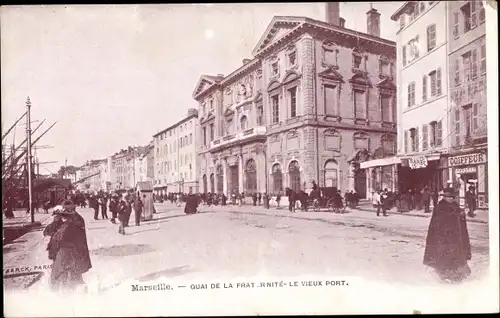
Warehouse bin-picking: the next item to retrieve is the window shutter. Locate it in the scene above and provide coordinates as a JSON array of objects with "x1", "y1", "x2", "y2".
[
  {"x1": 416, "y1": 127, "x2": 420, "y2": 152},
  {"x1": 453, "y1": 12, "x2": 459, "y2": 38},
  {"x1": 402, "y1": 45, "x2": 407, "y2": 66},
  {"x1": 454, "y1": 109, "x2": 461, "y2": 146},
  {"x1": 422, "y1": 76, "x2": 427, "y2": 101},
  {"x1": 480, "y1": 44, "x2": 486, "y2": 74},
  {"x1": 472, "y1": 49, "x2": 478, "y2": 79},
  {"x1": 436, "y1": 68, "x2": 442, "y2": 96},
  {"x1": 479, "y1": 1, "x2": 485, "y2": 24},
  {"x1": 472, "y1": 102, "x2": 479, "y2": 131},
  {"x1": 471, "y1": 0, "x2": 478, "y2": 28},
  {"x1": 455, "y1": 59, "x2": 461, "y2": 86},
  {"x1": 404, "y1": 130, "x2": 408, "y2": 153},
  {"x1": 422, "y1": 124, "x2": 428, "y2": 151}
]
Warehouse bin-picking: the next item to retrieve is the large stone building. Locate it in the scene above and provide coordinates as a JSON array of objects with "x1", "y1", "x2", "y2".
[
  {"x1": 110, "y1": 146, "x2": 148, "y2": 191},
  {"x1": 389, "y1": 1, "x2": 450, "y2": 195},
  {"x1": 447, "y1": 0, "x2": 487, "y2": 209},
  {"x1": 193, "y1": 3, "x2": 397, "y2": 198},
  {"x1": 153, "y1": 109, "x2": 199, "y2": 195},
  {"x1": 76, "y1": 159, "x2": 109, "y2": 192}
]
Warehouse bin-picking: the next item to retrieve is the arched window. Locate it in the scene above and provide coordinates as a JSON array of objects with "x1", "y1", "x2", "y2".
[
  {"x1": 216, "y1": 165, "x2": 224, "y2": 194},
  {"x1": 210, "y1": 173, "x2": 215, "y2": 193},
  {"x1": 245, "y1": 159, "x2": 257, "y2": 194},
  {"x1": 324, "y1": 160, "x2": 338, "y2": 188},
  {"x1": 202, "y1": 174, "x2": 207, "y2": 193},
  {"x1": 272, "y1": 164, "x2": 283, "y2": 194},
  {"x1": 288, "y1": 161, "x2": 301, "y2": 192},
  {"x1": 240, "y1": 116, "x2": 248, "y2": 131}
]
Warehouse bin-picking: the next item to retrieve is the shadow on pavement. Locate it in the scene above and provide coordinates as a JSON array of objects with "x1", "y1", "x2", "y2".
[
  {"x1": 135, "y1": 265, "x2": 193, "y2": 282},
  {"x1": 87, "y1": 226, "x2": 107, "y2": 231},
  {"x1": 129, "y1": 227, "x2": 161, "y2": 235},
  {"x1": 143, "y1": 211, "x2": 215, "y2": 224},
  {"x1": 91, "y1": 244, "x2": 155, "y2": 258}
]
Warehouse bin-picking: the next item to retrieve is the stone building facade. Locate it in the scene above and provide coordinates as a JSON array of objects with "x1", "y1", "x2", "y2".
[
  {"x1": 153, "y1": 109, "x2": 199, "y2": 195},
  {"x1": 193, "y1": 4, "x2": 397, "y2": 198},
  {"x1": 447, "y1": 0, "x2": 488, "y2": 209}
]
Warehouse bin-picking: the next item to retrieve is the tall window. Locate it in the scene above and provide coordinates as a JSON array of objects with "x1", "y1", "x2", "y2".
[
  {"x1": 407, "y1": 82, "x2": 416, "y2": 107},
  {"x1": 210, "y1": 99, "x2": 214, "y2": 110},
  {"x1": 472, "y1": 49, "x2": 478, "y2": 79},
  {"x1": 189, "y1": 133, "x2": 192, "y2": 145},
  {"x1": 209, "y1": 124, "x2": 214, "y2": 142},
  {"x1": 202, "y1": 127, "x2": 207, "y2": 146},
  {"x1": 288, "y1": 51, "x2": 297, "y2": 67},
  {"x1": 379, "y1": 60, "x2": 391, "y2": 77},
  {"x1": 324, "y1": 160, "x2": 338, "y2": 188},
  {"x1": 245, "y1": 159, "x2": 257, "y2": 194},
  {"x1": 422, "y1": 75, "x2": 428, "y2": 102},
  {"x1": 381, "y1": 95, "x2": 391, "y2": 122},
  {"x1": 289, "y1": 161, "x2": 301, "y2": 192},
  {"x1": 462, "y1": 52, "x2": 471, "y2": 82},
  {"x1": 354, "y1": 90, "x2": 366, "y2": 119},
  {"x1": 240, "y1": 116, "x2": 248, "y2": 130},
  {"x1": 324, "y1": 48, "x2": 336, "y2": 65},
  {"x1": 479, "y1": 1, "x2": 485, "y2": 23},
  {"x1": 271, "y1": 62, "x2": 279, "y2": 76},
  {"x1": 422, "y1": 124, "x2": 429, "y2": 151},
  {"x1": 271, "y1": 95, "x2": 279, "y2": 124},
  {"x1": 289, "y1": 87, "x2": 297, "y2": 118},
  {"x1": 324, "y1": 85, "x2": 336, "y2": 115},
  {"x1": 436, "y1": 68, "x2": 442, "y2": 96},
  {"x1": 429, "y1": 71, "x2": 437, "y2": 97},
  {"x1": 454, "y1": 59, "x2": 461, "y2": 86},
  {"x1": 463, "y1": 104, "x2": 473, "y2": 140},
  {"x1": 216, "y1": 165, "x2": 224, "y2": 194},
  {"x1": 427, "y1": 24, "x2": 436, "y2": 51},
  {"x1": 353, "y1": 54, "x2": 363, "y2": 69},
  {"x1": 410, "y1": 128, "x2": 418, "y2": 152},
  {"x1": 272, "y1": 164, "x2": 283, "y2": 194},
  {"x1": 472, "y1": 102, "x2": 479, "y2": 132},
  {"x1": 257, "y1": 105, "x2": 264, "y2": 126},
  {"x1": 480, "y1": 44, "x2": 486, "y2": 75},
  {"x1": 202, "y1": 174, "x2": 207, "y2": 193},
  {"x1": 210, "y1": 174, "x2": 215, "y2": 193},
  {"x1": 461, "y1": 3, "x2": 472, "y2": 33},
  {"x1": 454, "y1": 108, "x2": 461, "y2": 146}
]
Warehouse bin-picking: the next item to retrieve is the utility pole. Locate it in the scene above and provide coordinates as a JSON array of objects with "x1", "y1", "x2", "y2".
[{"x1": 26, "y1": 97, "x2": 34, "y2": 223}]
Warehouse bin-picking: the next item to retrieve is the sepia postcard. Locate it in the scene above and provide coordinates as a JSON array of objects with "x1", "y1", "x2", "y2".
[{"x1": 2, "y1": 2, "x2": 499, "y2": 316}]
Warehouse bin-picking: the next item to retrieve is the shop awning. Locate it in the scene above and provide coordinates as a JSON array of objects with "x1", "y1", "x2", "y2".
[{"x1": 360, "y1": 156, "x2": 401, "y2": 169}]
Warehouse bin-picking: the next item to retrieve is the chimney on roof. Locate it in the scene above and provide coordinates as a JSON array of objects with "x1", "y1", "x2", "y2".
[
  {"x1": 242, "y1": 58, "x2": 252, "y2": 65},
  {"x1": 339, "y1": 17, "x2": 346, "y2": 28},
  {"x1": 325, "y1": 2, "x2": 340, "y2": 27},
  {"x1": 366, "y1": 7, "x2": 381, "y2": 37}
]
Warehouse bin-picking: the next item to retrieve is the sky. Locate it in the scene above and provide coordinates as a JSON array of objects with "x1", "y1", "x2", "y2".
[{"x1": 1, "y1": 2, "x2": 401, "y2": 173}]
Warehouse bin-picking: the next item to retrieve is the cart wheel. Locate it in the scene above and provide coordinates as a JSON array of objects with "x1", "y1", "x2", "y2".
[{"x1": 313, "y1": 200, "x2": 320, "y2": 212}]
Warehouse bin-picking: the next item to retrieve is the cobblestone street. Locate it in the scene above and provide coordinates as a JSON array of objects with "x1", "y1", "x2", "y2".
[{"x1": 4, "y1": 203, "x2": 490, "y2": 293}]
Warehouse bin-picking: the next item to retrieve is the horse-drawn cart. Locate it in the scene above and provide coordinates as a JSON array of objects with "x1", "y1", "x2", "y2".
[{"x1": 309, "y1": 187, "x2": 345, "y2": 213}]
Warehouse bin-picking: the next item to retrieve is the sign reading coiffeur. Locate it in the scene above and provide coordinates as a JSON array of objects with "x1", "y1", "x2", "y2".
[{"x1": 448, "y1": 153, "x2": 486, "y2": 167}]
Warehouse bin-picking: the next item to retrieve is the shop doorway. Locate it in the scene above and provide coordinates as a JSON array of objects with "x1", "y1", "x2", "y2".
[
  {"x1": 230, "y1": 165, "x2": 239, "y2": 194},
  {"x1": 354, "y1": 168, "x2": 367, "y2": 199}
]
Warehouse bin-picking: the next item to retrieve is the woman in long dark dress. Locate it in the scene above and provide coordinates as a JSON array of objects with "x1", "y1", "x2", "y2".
[
  {"x1": 423, "y1": 188, "x2": 471, "y2": 283},
  {"x1": 44, "y1": 200, "x2": 92, "y2": 292}
]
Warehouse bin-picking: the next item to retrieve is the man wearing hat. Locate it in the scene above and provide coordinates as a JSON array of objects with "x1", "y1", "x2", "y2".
[
  {"x1": 465, "y1": 185, "x2": 477, "y2": 218},
  {"x1": 109, "y1": 194, "x2": 119, "y2": 224},
  {"x1": 43, "y1": 200, "x2": 92, "y2": 292},
  {"x1": 423, "y1": 188, "x2": 471, "y2": 283}
]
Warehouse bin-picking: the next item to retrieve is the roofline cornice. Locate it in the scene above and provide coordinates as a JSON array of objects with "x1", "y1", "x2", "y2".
[
  {"x1": 390, "y1": 1, "x2": 413, "y2": 21},
  {"x1": 221, "y1": 59, "x2": 261, "y2": 86}
]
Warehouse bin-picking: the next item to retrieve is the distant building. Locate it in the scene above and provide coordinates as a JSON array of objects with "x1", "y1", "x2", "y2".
[
  {"x1": 110, "y1": 146, "x2": 148, "y2": 191},
  {"x1": 146, "y1": 141, "x2": 155, "y2": 183},
  {"x1": 153, "y1": 109, "x2": 199, "y2": 195},
  {"x1": 193, "y1": 3, "x2": 397, "y2": 198},
  {"x1": 76, "y1": 159, "x2": 108, "y2": 192}
]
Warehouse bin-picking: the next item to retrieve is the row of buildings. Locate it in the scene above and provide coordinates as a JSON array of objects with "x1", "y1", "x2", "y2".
[
  {"x1": 77, "y1": 1, "x2": 490, "y2": 210},
  {"x1": 188, "y1": 1, "x2": 489, "y2": 209}
]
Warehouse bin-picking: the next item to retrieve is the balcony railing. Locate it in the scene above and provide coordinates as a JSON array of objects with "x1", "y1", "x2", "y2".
[{"x1": 210, "y1": 126, "x2": 267, "y2": 149}]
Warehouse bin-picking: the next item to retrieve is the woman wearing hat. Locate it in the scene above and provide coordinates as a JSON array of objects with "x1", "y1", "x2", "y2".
[
  {"x1": 423, "y1": 188, "x2": 472, "y2": 283},
  {"x1": 43, "y1": 200, "x2": 92, "y2": 292}
]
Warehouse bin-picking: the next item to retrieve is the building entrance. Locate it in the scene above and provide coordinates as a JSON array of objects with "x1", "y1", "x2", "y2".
[{"x1": 230, "y1": 165, "x2": 239, "y2": 194}]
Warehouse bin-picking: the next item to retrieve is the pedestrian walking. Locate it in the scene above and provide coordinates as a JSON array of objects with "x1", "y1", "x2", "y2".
[
  {"x1": 133, "y1": 196, "x2": 144, "y2": 226},
  {"x1": 117, "y1": 198, "x2": 128, "y2": 235},
  {"x1": 90, "y1": 196, "x2": 99, "y2": 220},
  {"x1": 465, "y1": 185, "x2": 477, "y2": 218},
  {"x1": 257, "y1": 193, "x2": 262, "y2": 206},
  {"x1": 422, "y1": 187, "x2": 431, "y2": 213},
  {"x1": 99, "y1": 196, "x2": 108, "y2": 219},
  {"x1": 423, "y1": 188, "x2": 472, "y2": 283},
  {"x1": 276, "y1": 192, "x2": 281, "y2": 208},
  {"x1": 109, "y1": 194, "x2": 119, "y2": 224},
  {"x1": 43, "y1": 200, "x2": 92, "y2": 292},
  {"x1": 252, "y1": 193, "x2": 257, "y2": 206},
  {"x1": 124, "y1": 195, "x2": 133, "y2": 227}
]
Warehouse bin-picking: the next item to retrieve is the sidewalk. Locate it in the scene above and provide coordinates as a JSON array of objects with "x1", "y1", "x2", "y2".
[{"x1": 354, "y1": 203, "x2": 488, "y2": 224}]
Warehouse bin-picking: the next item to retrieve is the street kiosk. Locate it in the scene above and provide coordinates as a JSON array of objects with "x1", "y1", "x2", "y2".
[{"x1": 136, "y1": 181, "x2": 154, "y2": 221}]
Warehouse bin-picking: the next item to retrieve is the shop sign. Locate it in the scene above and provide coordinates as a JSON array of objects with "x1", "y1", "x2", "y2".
[
  {"x1": 408, "y1": 155, "x2": 428, "y2": 169},
  {"x1": 455, "y1": 167, "x2": 477, "y2": 174},
  {"x1": 448, "y1": 153, "x2": 486, "y2": 167}
]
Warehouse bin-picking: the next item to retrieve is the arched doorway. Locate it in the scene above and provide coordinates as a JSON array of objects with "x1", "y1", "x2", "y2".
[
  {"x1": 324, "y1": 160, "x2": 339, "y2": 188},
  {"x1": 355, "y1": 168, "x2": 367, "y2": 199},
  {"x1": 209, "y1": 173, "x2": 215, "y2": 193},
  {"x1": 272, "y1": 163, "x2": 283, "y2": 194},
  {"x1": 245, "y1": 159, "x2": 257, "y2": 194},
  {"x1": 202, "y1": 174, "x2": 207, "y2": 193},
  {"x1": 288, "y1": 161, "x2": 301, "y2": 192},
  {"x1": 216, "y1": 165, "x2": 224, "y2": 194}
]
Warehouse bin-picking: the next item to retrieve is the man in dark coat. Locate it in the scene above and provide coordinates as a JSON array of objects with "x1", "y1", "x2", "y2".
[
  {"x1": 133, "y1": 196, "x2": 144, "y2": 226},
  {"x1": 257, "y1": 193, "x2": 262, "y2": 206},
  {"x1": 423, "y1": 188, "x2": 471, "y2": 283},
  {"x1": 117, "y1": 198, "x2": 129, "y2": 235},
  {"x1": 43, "y1": 200, "x2": 92, "y2": 292},
  {"x1": 99, "y1": 195, "x2": 108, "y2": 219},
  {"x1": 465, "y1": 185, "x2": 477, "y2": 218},
  {"x1": 252, "y1": 193, "x2": 257, "y2": 206},
  {"x1": 286, "y1": 188, "x2": 297, "y2": 212},
  {"x1": 109, "y1": 194, "x2": 119, "y2": 224},
  {"x1": 422, "y1": 187, "x2": 431, "y2": 213},
  {"x1": 184, "y1": 193, "x2": 198, "y2": 215}
]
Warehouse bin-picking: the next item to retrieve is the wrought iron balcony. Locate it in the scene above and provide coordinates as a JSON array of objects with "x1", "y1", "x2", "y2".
[{"x1": 210, "y1": 126, "x2": 267, "y2": 150}]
